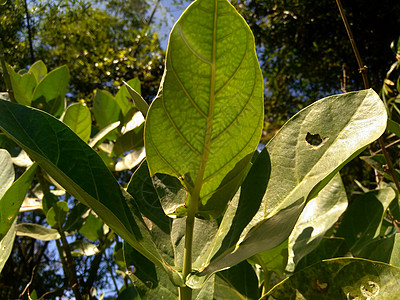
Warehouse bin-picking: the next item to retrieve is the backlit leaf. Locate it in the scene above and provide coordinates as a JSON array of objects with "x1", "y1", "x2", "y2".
[{"x1": 145, "y1": 0, "x2": 264, "y2": 219}]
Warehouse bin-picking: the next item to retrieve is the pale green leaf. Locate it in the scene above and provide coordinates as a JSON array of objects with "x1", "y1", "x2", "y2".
[
  {"x1": 263, "y1": 89, "x2": 387, "y2": 219},
  {"x1": 88, "y1": 121, "x2": 120, "y2": 148},
  {"x1": 6, "y1": 63, "x2": 36, "y2": 105},
  {"x1": 62, "y1": 102, "x2": 91, "y2": 142},
  {"x1": 0, "y1": 149, "x2": 14, "y2": 199},
  {"x1": 70, "y1": 240, "x2": 99, "y2": 257},
  {"x1": 145, "y1": 0, "x2": 264, "y2": 219},
  {"x1": 29, "y1": 60, "x2": 47, "y2": 83},
  {"x1": 286, "y1": 174, "x2": 348, "y2": 272},
  {"x1": 0, "y1": 163, "x2": 37, "y2": 240},
  {"x1": 0, "y1": 220, "x2": 15, "y2": 273},
  {"x1": 79, "y1": 211, "x2": 104, "y2": 241},
  {"x1": 15, "y1": 223, "x2": 61, "y2": 241}
]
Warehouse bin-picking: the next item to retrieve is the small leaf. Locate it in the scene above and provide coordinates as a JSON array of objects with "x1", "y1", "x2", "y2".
[
  {"x1": 79, "y1": 211, "x2": 104, "y2": 241},
  {"x1": 70, "y1": 240, "x2": 99, "y2": 257},
  {"x1": 31, "y1": 65, "x2": 69, "y2": 117},
  {"x1": 93, "y1": 90, "x2": 121, "y2": 130},
  {"x1": 29, "y1": 60, "x2": 47, "y2": 83},
  {"x1": 15, "y1": 223, "x2": 61, "y2": 241},
  {"x1": 6, "y1": 63, "x2": 36, "y2": 105},
  {"x1": 123, "y1": 80, "x2": 148, "y2": 117},
  {"x1": 46, "y1": 201, "x2": 69, "y2": 228},
  {"x1": 116, "y1": 78, "x2": 141, "y2": 116},
  {"x1": 62, "y1": 102, "x2": 91, "y2": 142},
  {"x1": 115, "y1": 148, "x2": 146, "y2": 171},
  {"x1": 113, "y1": 123, "x2": 144, "y2": 157}
]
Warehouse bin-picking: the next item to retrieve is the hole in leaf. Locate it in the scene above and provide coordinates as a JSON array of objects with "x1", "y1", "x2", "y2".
[
  {"x1": 312, "y1": 278, "x2": 329, "y2": 292},
  {"x1": 360, "y1": 281, "x2": 379, "y2": 298},
  {"x1": 306, "y1": 132, "x2": 323, "y2": 146}
]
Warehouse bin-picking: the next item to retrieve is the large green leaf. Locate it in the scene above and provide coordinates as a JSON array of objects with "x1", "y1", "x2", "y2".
[
  {"x1": 31, "y1": 65, "x2": 69, "y2": 117},
  {"x1": 263, "y1": 89, "x2": 386, "y2": 219},
  {"x1": 0, "y1": 100, "x2": 182, "y2": 285},
  {"x1": 286, "y1": 174, "x2": 348, "y2": 272},
  {"x1": 0, "y1": 162, "x2": 37, "y2": 240},
  {"x1": 189, "y1": 89, "x2": 387, "y2": 286},
  {"x1": 62, "y1": 102, "x2": 91, "y2": 142},
  {"x1": 144, "y1": 0, "x2": 264, "y2": 219},
  {"x1": 264, "y1": 258, "x2": 400, "y2": 299}
]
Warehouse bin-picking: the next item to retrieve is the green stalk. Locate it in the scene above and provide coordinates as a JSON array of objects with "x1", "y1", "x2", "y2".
[{"x1": 179, "y1": 198, "x2": 197, "y2": 299}]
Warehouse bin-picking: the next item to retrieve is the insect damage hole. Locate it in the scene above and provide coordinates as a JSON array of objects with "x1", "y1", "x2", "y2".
[{"x1": 305, "y1": 132, "x2": 327, "y2": 148}]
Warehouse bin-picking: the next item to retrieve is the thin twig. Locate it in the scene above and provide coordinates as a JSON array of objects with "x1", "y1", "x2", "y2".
[{"x1": 336, "y1": 0, "x2": 400, "y2": 232}]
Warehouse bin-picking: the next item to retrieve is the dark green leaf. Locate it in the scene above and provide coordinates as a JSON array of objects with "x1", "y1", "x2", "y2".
[
  {"x1": 31, "y1": 65, "x2": 69, "y2": 117},
  {"x1": 336, "y1": 187, "x2": 396, "y2": 254},
  {"x1": 0, "y1": 100, "x2": 181, "y2": 284},
  {"x1": 264, "y1": 258, "x2": 400, "y2": 300}
]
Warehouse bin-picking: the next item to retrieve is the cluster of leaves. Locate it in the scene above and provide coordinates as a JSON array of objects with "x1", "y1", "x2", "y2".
[
  {"x1": 2, "y1": 0, "x2": 400, "y2": 299},
  {"x1": 1, "y1": 0, "x2": 165, "y2": 100}
]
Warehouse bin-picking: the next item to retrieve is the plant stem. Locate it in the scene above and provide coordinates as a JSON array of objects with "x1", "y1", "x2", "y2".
[{"x1": 180, "y1": 210, "x2": 195, "y2": 299}]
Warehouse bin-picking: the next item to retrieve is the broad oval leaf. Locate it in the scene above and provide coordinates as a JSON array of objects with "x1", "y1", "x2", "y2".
[
  {"x1": 145, "y1": 0, "x2": 264, "y2": 219},
  {"x1": 263, "y1": 89, "x2": 387, "y2": 219},
  {"x1": 62, "y1": 102, "x2": 91, "y2": 142}
]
